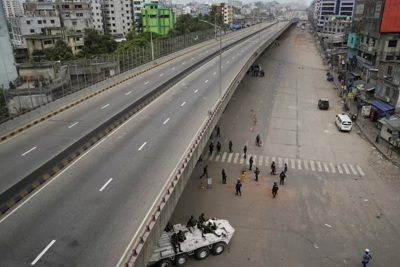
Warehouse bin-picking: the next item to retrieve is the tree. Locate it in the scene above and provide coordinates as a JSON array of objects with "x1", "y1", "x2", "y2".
[
  {"x1": 0, "y1": 88, "x2": 9, "y2": 122},
  {"x1": 44, "y1": 40, "x2": 74, "y2": 61},
  {"x1": 169, "y1": 14, "x2": 212, "y2": 36},
  {"x1": 79, "y1": 28, "x2": 118, "y2": 57}
]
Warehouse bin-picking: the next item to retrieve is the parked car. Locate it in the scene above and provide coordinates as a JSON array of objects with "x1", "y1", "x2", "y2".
[{"x1": 318, "y1": 99, "x2": 329, "y2": 110}]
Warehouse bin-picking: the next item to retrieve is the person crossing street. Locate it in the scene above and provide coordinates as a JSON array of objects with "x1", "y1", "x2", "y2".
[
  {"x1": 249, "y1": 156, "x2": 254, "y2": 170},
  {"x1": 254, "y1": 167, "x2": 260, "y2": 181}
]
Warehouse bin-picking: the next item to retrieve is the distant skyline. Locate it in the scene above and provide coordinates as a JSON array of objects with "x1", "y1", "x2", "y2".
[{"x1": 176, "y1": 0, "x2": 311, "y2": 6}]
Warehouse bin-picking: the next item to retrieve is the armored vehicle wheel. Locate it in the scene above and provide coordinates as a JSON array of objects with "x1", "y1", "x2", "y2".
[
  {"x1": 212, "y1": 242, "x2": 226, "y2": 255},
  {"x1": 156, "y1": 258, "x2": 172, "y2": 267},
  {"x1": 195, "y1": 246, "x2": 210, "y2": 260},
  {"x1": 174, "y1": 253, "x2": 189, "y2": 266}
]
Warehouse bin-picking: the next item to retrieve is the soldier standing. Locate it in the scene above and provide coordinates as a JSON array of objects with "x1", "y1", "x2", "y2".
[
  {"x1": 271, "y1": 161, "x2": 276, "y2": 175},
  {"x1": 209, "y1": 141, "x2": 214, "y2": 154},
  {"x1": 200, "y1": 165, "x2": 209, "y2": 178},
  {"x1": 229, "y1": 140, "x2": 233, "y2": 153},
  {"x1": 284, "y1": 163, "x2": 288, "y2": 174},
  {"x1": 217, "y1": 141, "x2": 221, "y2": 155},
  {"x1": 279, "y1": 171, "x2": 286, "y2": 185},
  {"x1": 235, "y1": 179, "x2": 242, "y2": 196},
  {"x1": 272, "y1": 182, "x2": 279, "y2": 198},
  {"x1": 216, "y1": 126, "x2": 221, "y2": 137},
  {"x1": 243, "y1": 145, "x2": 247, "y2": 158},
  {"x1": 222, "y1": 168, "x2": 227, "y2": 184},
  {"x1": 254, "y1": 167, "x2": 260, "y2": 181},
  {"x1": 249, "y1": 156, "x2": 254, "y2": 170}
]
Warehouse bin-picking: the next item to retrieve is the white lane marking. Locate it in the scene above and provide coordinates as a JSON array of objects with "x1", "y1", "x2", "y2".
[
  {"x1": 213, "y1": 72, "x2": 216, "y2": 75},
  {"x1": 208, "y1": 153, "x2": 216, "y2": 161},
  {"x1": 125, "y1": 91, "x2": 132, "y2": 95},
  {"x1": 343, "y1": 164, "x2": 350, "y2": 174},
  {"x1": 265, "y1": 156, "x2": 269, "y2": 166},
  {"x1": 101, "y1": 104, "x2": 109, "y2": 109},
  {"x1": 191, "y1": 58, "x2": 194, "y2": 60},
  {"x1": 31, "y1": 240, "x2": 56, "y2": 265},
  {"x1": 323, "y1": 163, "x2": 330, "y2": 172},
  {"x1": 337, "y1": 164, "x2": 343, "y2": 174},
  {"x1": 68, "y1": 122, "x2": 79, "y2": 129},
  {"x1": 349, "y1": 165, "x2": 358, "y2": 175},
  {"x1": 316, "y1": 162, "x2": 322, "y2": 172},
  {"x1": 215, "y1": 154, "x2": 221, "y2": 162},
  {"x1": 199, "y1": 54, "x2": 202, "y2": 56},
  {"x1": 304, "y1": 160, "x2": 309, "y2": 171},
  {"x1": 258, "y1": 155, "x2": 263, "y2": 166},
  {"x1": 138, "y1": 142, "x2": 147, "y2": 151},
  {"x1": 182, "y1": 62, "x2": 186, "y2": 65},
  {"x1": 205, "y1": 80, "x2": 208, "y2": 83},
  {"x1": 290, "y1": 159, "x2": 295, "y2": 169},
  {"x1": 206, "y1": 50, "x2": 209, "y2": 52},
  {"x1": 22, "y1": 147, "x2": 37, "y2": 156},
  {"x1": 297, "y1": 160, "x2": 302, "y2": 170},
  {"x1": 181, "y1": 102, "x2": 186, "y2": 107},
  {"x1": 221, "y1": 152, "x2": 227, "y2": 162},
  {"x1": 232, "y1": 57, "x2": 235, "y2": 59},
  {"x1": 233, "y1": 153, "x2": 239, "y2": 164},
  {"x1": 1, "y1": 138, "x2": 107, "y2": 223},
  {"x1": 239, "y1": 155, "x2": 244, "y2": 164},
  {"x1": 310, "y1": 161, "x2": 315, "y2": 171},
  {"x1": 99, "y1": 178, "x2": 113, "y2": 192},
  {"x1": 221, "y1": 66, "x2": 223, "y2": 69},
  {"x1": 227, "y1": 61, "x2": 230, "y2": 64},
  {"x1": 172, "y1": 67, "x2": 175, "y2": 70},
  {"x1": 163, "y1": 118, "x2": 170, "y2": 125},
  {"x1": 194, "y1": 89, "x2": 198, "y2": 93},
  {"x1": 159, "y1": 73, "x2": 164, "y2": 77},
  {"x1": 227, "y1": 153, "x2": 233, "y2": 163},
  {"x1": 356, "y1": 165, "x2": 365, "y2": 176},
  {"x1": 144, "y1": 81, "x2": 149, "y2": 85},
  {"x1": 278, "y1": 158, "x2": 282, "y2": 168},
  {"x1": 330, "y1": 163, "x2": 336, "y2": 173}
]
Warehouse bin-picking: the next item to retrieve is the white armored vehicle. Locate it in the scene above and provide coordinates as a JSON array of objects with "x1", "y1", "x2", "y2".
[{"x1": 148, "y1": 218, "x2": 235, "y2": 267}]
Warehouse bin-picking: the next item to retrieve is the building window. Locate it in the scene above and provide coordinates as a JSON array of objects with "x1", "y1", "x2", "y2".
[
  {"x1": 387, "y1": 66, "x2": 393, "y2": 76},
  {"x1": 75, "y1": 5, "x2": 82, "y2": 8},
  {"x1": 43, "y1": 20, "x2": 46, "y2": 23},
  {"x1": 30, "y1": 29, "x2": 35, "y2": 33},
  {"x1": 38, "y1": 20, "x2": 42, "y2": 24},
  {"x1": 51, "y1": 20, "x2": 55, "y2": 23},
  {"x1": 62, "y1": 5, "x2": 69, "y2": 8},
  {"x1": 392, "y1": 88, "x2": 399, "y2": 100},
  {"x1": 388, "y1": 40, "x2": 397, "y2": 48},
  {"x1": 43, "y1": 40, "x2": 52, "y2": 45},
  {"x1": 27, "y1": 21, "x2": 31, "y2": 25},
  {"x1": 385, "y1": 86, "x2": 391, "y2": 97},
  {"x1": 77, "y1": 13, "x2": 83, "y2": 17}
]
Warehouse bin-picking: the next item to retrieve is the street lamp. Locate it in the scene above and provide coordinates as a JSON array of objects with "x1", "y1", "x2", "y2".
[{"x1": 150, "y1": 30, "x2": 155, "y2": 61}]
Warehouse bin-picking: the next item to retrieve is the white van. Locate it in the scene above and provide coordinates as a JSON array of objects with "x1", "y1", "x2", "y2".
[{"x1": 335, "y1": 114, "x2": 353, "y2": 132}]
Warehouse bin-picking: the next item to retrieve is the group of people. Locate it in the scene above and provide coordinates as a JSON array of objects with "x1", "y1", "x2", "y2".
[
  {"x1": 270, "y1": 161, "x2": 288, "y2": 198},
  {"x1": 247, "y1": 65, "x2": 265, "y2": 77}
]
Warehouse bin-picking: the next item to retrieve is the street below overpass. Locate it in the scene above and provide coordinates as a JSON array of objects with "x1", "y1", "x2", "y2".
[
  {"x1": 170, "y1": 26, "x2": 400, "y2": 267},
  {"x1": 0, "y1": 22, "x2": 288, "y2": 267}
]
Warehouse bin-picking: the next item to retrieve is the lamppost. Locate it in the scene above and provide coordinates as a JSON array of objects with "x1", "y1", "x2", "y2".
[
  {"x1": 199, "y1": 20, "x2": 223, "y2": 98},
  {"x1": 150, "y1": 30, "x2": 155, "y2": 61}
]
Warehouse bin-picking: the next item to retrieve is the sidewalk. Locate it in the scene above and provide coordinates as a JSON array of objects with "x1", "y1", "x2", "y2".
[{"x1": 330, "y1": 76, "x2": 400, "y2": 167}]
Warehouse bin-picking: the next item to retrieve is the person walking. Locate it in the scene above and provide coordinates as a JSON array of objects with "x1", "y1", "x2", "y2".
[
  {"x1": 375, "y1": 134, "x2": 380, "y2": 144},
  {"x1": 270, "y1": 161, "x2": 276, "y2": 175},
  {"x1": 279, "y1": 171, "x2": 286, "y2": 185},
  {"x1": 200, "y1": 165, "x2": 209, "y2": 179},
  {"x1": 222, "y1": 168, "x2": 227, "y2": 184},
  {"x1": 216, "y1": 126, "x2": 221, "y2": 137},
  {"x1": 229, "y1": 140, "x2": 233, "y2": 153},
  {"x1": 362, "y1": 249, "x2": 372, "y2": 267},
  {"x1": 209, "y1": 141, "x2": 214, "y2": 155},
  {"x1": 254, "y1": 167, "x2": 260, "y2": 181},
  {"x1": 235, "y1": 179, "x2": 242, "y2": 196},
  {"x1": 249, "y1": 156, "x2": 254, "y2": 170},
  {"x1": 284, "y1": 163, "x2": 288, "y2": 174},
  {"x1": 241, "y1": 170, "x2": 247, "y2": 183},
  {"x1": 272, "y1": 182, "x2": 279, "y2": 198},
  {"x1": 256, "y1": 134, "x2": 260, "y2": 146},
  {"x1": 217, "y1": 141, "x2": 221, "y2": 155},
  {"x1": 243, "y1": 145, "x2": 247, "y2": 158}
]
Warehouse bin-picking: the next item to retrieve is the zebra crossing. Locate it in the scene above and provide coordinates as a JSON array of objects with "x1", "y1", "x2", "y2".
[{"x1": 205, "y1": 152, "x2": 365, "y2": 176}]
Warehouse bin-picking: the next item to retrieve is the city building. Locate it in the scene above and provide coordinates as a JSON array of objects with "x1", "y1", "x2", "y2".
[
  {"x1": 2, "y1": 0, "x2": 23, "y2": 19},
  {"x1": 10, "y1": 2, "x2": 62, "y2": 49},
  {"x1": 0, "y1": 1, "x2": 18, "y2": 88},
  {"x1": 376, "y1": 60, "x2": 400, "y2": 111},
  {"x1": 56, "y1": 1, "x2": 93, "y2": 32},
  {"x1": 90, "y1": 0, "x2": 103, "y2": 34},
  {"x1": 133, "y1": 0, "x2": 158, "y2": 31},
  {"x1": 317, "y1": 0, "x2": 355, "y2": 29},
  {"x1": 25, "y1": 27, "x2": 84, "y2": 56},
  {"x1": 211, "y1": 3, "x2": 233, "y2": 26},
  {"x1": 102, "y1": 0, "x2": 132, "y2": 37},
  {"x1": 142, "y1": 3, "x2": 175, "y2": 36}
]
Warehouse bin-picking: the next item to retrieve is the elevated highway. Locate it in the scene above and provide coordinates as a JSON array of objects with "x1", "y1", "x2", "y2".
[{"x1": 0, "y1": 21, "x2": 294, "y2": 267}]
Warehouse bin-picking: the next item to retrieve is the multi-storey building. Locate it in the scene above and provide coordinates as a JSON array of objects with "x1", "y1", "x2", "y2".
[
  {"x1": 56, "y1": 1, "x2": 93, "y2": 32},
  {"x1": 90, "y1": 0, "x2": 103, "y2": 34},
  {"x1": 142, "y1": 2, "x2": 175, "y2": 35},
  {"x1": 2, "y1": 0, "x2": 23, "y2": 19},
  {"x1": 133, "y1": 0, "x2": 158, "y2": 31},
  {"x1": 0, "y1": 0, "x2": 18, "y2": 88},
  {"x1": 376, "y1": 60, "x2": 400, "y2": 110},
  {"x1": 322, "y1": 15, "x2": 351, "y2": 34},
  {"x1": 211, "y1": 3, "x2": 233, "y2": 26},
  {"x1": 102, "y1": 0, "x2": 132, "y2": 37},
  {"x1": 317, "y1": 0, "x2": 355, "y2": 29},
  {"x1": 11, "y1": 2, "x2": 61, "y2": 48}
]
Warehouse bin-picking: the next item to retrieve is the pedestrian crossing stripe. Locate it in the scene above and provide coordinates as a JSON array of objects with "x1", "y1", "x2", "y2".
[{"x1": 205, "y1": 152, "x2": 365, "y2": 176}]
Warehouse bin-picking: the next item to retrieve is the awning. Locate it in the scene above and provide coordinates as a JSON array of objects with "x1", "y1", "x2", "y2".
[{"x1": 369, "y1": 99, "x2": 395, "y2": 112}]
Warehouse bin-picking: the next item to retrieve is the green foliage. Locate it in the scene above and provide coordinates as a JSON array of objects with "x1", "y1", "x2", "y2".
[
  {"x1": 80, "y1": 28, "x2": 118, "y2": 58},
  {"x1": 208, "y1": 7, "x2": 224, "y2": 27},
  {"x1": 168, "y1": 14, "x2": 213, "y2": 36},
  {"x1": 44, "y1": 40, "x2": 74, "y2": 61},
  {"x1": 115, "y1": 32, "x2": 161, "y2": 53},
  {"x1": 0, "y1": 88, "x2": 9, "y2": 121}
]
